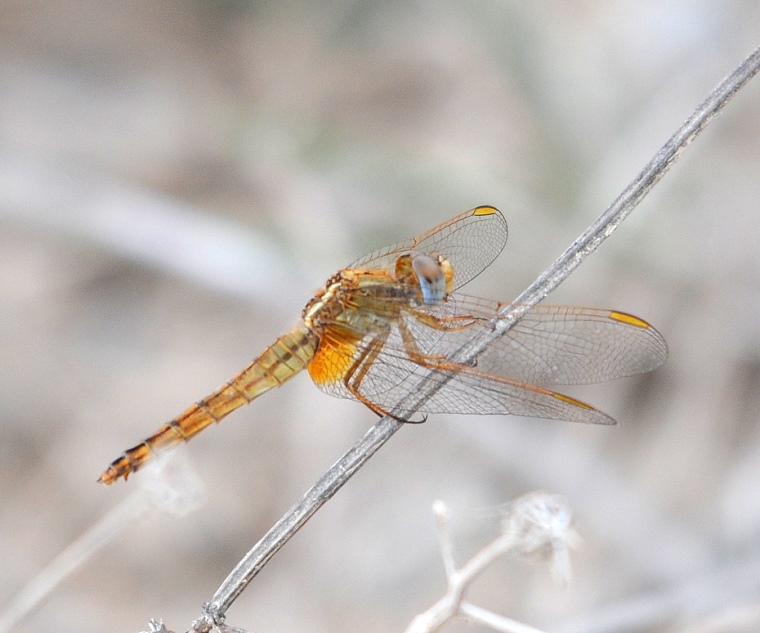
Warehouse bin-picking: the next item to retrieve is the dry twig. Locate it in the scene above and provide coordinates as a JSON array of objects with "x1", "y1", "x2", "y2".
[{"x1": 405, "y1": 493, "x2": 578, "y2": 633}]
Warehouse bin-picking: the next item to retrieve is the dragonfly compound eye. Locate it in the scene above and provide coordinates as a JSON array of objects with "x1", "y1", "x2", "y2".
[{"x1": 412, "y1": 254, "x2": 447, "y2": 305}]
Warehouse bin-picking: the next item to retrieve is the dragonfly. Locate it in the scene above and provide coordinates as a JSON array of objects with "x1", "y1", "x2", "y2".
[{"x1": 99, "y1": 206, "x2": 667, "y2": 484}]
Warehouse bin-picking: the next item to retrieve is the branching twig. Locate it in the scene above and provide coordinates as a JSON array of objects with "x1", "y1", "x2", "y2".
[
  {"x1": 405, "y1": 492, "x2": 577, "y2": 633},
  {"x1": 191, "y1": 45, "x2": 760, "y2": 632}
]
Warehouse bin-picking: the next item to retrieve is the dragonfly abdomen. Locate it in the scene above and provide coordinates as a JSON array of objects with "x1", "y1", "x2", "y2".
[{"x1": 98, "y1": 325, "x2": 318, "y2": 484}]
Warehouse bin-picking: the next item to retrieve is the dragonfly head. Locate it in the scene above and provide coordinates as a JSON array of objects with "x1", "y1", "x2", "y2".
[{"x1": 408, "y1": 252, "x2": 454, "y2": 305}]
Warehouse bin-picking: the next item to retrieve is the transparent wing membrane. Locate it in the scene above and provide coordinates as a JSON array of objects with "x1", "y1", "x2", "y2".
[
  {"x1": 310, "y1": 296, "x2": 666, "y2": 423},
  {"x1": 349, "y1": 206, "x2": 508, "y2": 290}
]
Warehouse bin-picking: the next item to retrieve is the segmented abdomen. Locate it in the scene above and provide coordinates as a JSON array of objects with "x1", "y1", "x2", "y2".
[{"x1": 98, "y1": 324, "x2": 318, "y2": 484}]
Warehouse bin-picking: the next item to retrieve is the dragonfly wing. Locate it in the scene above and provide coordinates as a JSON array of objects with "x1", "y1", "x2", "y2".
[
  {"x1": 308, "y1": 293, "x2": 460, "y2": 405},
  {"x1": 309, "y1": 316, "x2": 444, "y2": 405},
  {"x1": 496, "y1": 303, "x2": 667, "y2": 384},
  {"x1": 308, "y1": 295, "x2": 665, "y2": 424},
  {"x1": 411, "y1": 295, "x2": 668, "y2": 386},
  {"x1": 314, "y1": 324, "x2": 616, "y2": 424},
  {"x1": 412, "y1": 366, "x2": 616, "y2": 424},
  {"x1": 349, "y1": 206, "x2": 508, "y2": 291}
]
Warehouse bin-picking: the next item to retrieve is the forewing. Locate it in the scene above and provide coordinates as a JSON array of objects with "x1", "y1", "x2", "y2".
[
  {"x1": 414, "y1": 295, "x2": 668, "y2": 385},
  {"x1": 348, "y1": 206, "x2": 508, "y2": 290},
  {"x1": 310, "y1": 295, "x2": 666, "y2": 424},
  {"x1": 312, "y1": 306, "x2": 616, "y2": 424}
]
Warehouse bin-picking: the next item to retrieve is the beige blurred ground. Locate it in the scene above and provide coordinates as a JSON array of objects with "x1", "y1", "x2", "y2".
[{"x1": 2, "y1": 2, "x2": 760, "y2": 632}]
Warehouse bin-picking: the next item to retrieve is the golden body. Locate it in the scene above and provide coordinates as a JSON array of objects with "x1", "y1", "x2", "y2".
[{"x1": 99, "y1": 207, "x2": 666, "y2": 484}]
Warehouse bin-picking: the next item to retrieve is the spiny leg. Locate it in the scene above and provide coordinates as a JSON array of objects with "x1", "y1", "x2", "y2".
[
  {"x1": 405, "y1": 308, "x2": 491, "y2": 368},
  {"x1": 342, "y1": 331, "x2": 393, "y2": 417},
  {"x1": 412, "y1": 310, "x2": 487, "y2": 332},
  {"x1": 341, "y1": 330, "x2": 426, "y2": 423},
  {"x1": 397, "y1": 316, "x2": 442, "y2": 367},
  {"x1": 397, "y1": 314, "x2": 481, "y2": 375}
]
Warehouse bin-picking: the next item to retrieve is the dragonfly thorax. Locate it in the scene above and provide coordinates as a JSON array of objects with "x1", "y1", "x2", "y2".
[
  {"x1": 301, "y1": 276, "x2": 345, "y2": 327},
  {"x1": 300, "y1": 250, "x2": 455, "y2": 335}
]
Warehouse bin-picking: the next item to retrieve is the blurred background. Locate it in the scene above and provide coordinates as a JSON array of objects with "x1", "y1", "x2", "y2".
[{"x1": 2, "y1": 2, "x2": 760, "y2": 632}]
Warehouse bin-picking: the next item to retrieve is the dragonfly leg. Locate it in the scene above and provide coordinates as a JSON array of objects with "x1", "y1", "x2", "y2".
[
  {"x1": 397, "y1": 316, "x2": 444, "y2": 367},
  {"x1": 342, "y1": 330, "x2": 426, "y2": 424},
  {"x1": 412, "y1": 311, "x2": 488, "y2": 332},
  {"x1": 404, "y1": 310, "x2": 488, "y2": 368},
  {"x1": 405, "y1": 311, "x2": 487, "y2": 366}
]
